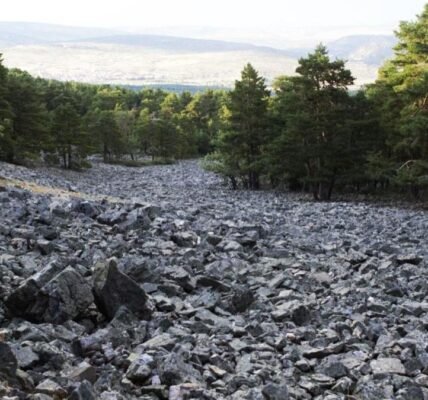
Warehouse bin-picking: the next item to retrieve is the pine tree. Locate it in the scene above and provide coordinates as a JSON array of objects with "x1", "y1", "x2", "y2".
[
  {"x1": 368, "y1": 4, "x2": 428, "y2": 195},
  {"x1": 51, "y1": 102, "x2": 87, "y2": 168},
  {"x1": 217, "y1": 64, "x2": 270, "y2": 189},
  {"x1": 0, "y1": 54, "x2": 13, "y2": 161},
  {"x1": 269, "y1": 46, "x2": 354, "y2": 199},
  {"x1": 5, "y1": 69, "x2": 49, "y2": 162}
]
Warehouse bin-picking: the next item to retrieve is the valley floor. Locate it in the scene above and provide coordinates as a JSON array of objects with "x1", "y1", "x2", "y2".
[{"x1": 0, "y1": 160, "x2": 427, "y2": 399}]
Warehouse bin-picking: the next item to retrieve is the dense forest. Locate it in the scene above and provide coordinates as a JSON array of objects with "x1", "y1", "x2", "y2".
[
  {"x1": 0, "y1": 65, "x2": 226, "y2": 167},
  {"x1": 0, "y1": 4, "x2": 427, "y2": 200}
]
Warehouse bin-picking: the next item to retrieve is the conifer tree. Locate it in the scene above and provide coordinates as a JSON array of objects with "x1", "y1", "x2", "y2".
[
  {"x1": 368, "y1": 4, "x2": 428, "y2": 195},
  {"x1": 217, "y1": 63, "x2": 270, "y2": 189}
]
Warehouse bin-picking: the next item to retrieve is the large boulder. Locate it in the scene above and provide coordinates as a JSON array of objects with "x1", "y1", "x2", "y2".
[
  {"x1": 158, "y1": 352, "x2": 202, "y2": 385},
  {"x1": 262, "y1": 383, "x2": 289, "y2": 400},
  {"x1": 6, "y1": 262, "x2": 94, "y2": 324},
  {"x1": 40, "y1": 267, "x2": 94, "y2": 323},
  {"x1": 5, "y1": 261, "x2": 62, "y2": 319},
  {"x1": 69, "y1": 381, "x2": 97, "y2": 400},
  {"x1": 229, "y1": 285, "x2": 255, "y2": 313},
  {"x1": 97, "y1": 208, "x2": 127, "y2": 226},
  {"x1": 93, "y1": 258, "x2": 153, "y2": 320},
  {"x1": 118, "y1": 207, "x2": 151, "y2": 231},
  {"x1": 71, "y1": 199, "x2": 103, "y2": 218}
]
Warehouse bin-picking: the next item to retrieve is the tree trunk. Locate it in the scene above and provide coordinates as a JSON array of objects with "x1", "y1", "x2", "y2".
[
  {"x1": 103, "y1": 144, "x2": 110, "y2": 162},
  {"x1": 313, "y1": 181, "x2": 332, "y2": 201},
  {"x1": 248, "y1": 171, "x2": 260, "y2": 190},
  {"x1": 67, "y1": 145, "x2": 72, "y2": 169},
  {"x1": 411, "y1": 185, "x2": 419, "y2": 199},
  {"x1": 312, "y1": 183, "x2": 320, "y2": 201},
  {"x1": 229, "y1": 176, "x2": 237, "y2": 190},
  {"x1": 327, "y1": 176, "x2": 336, "y2": 200},
  {"x1": 62, "y1": 151, "x2": 67, "y2": 169}
]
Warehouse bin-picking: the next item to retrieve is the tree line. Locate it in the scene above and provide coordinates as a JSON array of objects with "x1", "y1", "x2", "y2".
[
  {"x1": 205, "y1": 4, "x2": 427, "y2": 199},
  {"x1": 0, "y1": 4, "x2": 427, "y2": 199},
  {"x1": 0, "y1": 66, "x2": 226, "y2": 168}
]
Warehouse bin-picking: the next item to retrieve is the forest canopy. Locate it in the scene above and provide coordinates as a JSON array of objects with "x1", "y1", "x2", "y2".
[{"x1": 0, "y1": 4, "x2": 427, "y2": 200}]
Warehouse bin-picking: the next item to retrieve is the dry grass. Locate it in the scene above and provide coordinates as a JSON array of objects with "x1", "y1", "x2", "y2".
[{"x1": 0, "y1": 176, "x2": 122, "y2": 204}]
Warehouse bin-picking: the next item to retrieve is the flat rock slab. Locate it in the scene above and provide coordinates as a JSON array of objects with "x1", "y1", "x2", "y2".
[{"x1": 370, "y1": 358, "x2": 406, "y2": 375}]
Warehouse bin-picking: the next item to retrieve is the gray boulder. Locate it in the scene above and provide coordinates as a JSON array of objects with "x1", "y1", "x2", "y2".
[
  {"x1": 158, "y1": 352, "x2": 202, "y2": 385},
  {"x1": 69, "y1": 381, "x2": 97, "y2": 400},
  {"x1": 93, "y1": 258, "x2": 152, "y2": 320},
  {"x1": 40, "y1": 267, "x2": 94, "y2": 323},
  {"x1": 6, "y1": 262, "x2": 93, "y2": 323},
  {"x1": 262, "y1": 382, "x2": 289, "y2": 400},
  {"x1": 5, "y1": 261, "x2": 62, "y2": 319}
]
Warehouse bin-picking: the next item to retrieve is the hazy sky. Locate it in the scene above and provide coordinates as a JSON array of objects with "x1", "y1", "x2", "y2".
[{"x1": 2, "y1": 0, "x2": 426, "y2": 30}]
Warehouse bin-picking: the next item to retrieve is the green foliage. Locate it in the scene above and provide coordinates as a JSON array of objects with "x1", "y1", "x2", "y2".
[
  {"x1": 264, "y1": 45, "x2": 356, "y2": 199},
  {"x1": 0, "y1": 3, "x2": 426, "y2": 202},
  {"x1": 184, "y1": 90, "x2": 227, "y2": 154},
  {"x1": 0, "y1": 54, "x2": 13, "y2": 161},
  {"x1": 0, "y1": 51, "x2": 227, "y2": 168},
  {"x1": 367, "y1": 4, "x2": 428, "y2": 195},
  {"x1": 396, "y1": 160, "x2": 428, "y2": 186},
  {"x1": 0, "y1": 60, "x2": 226, "y2": 166},
  {"x1": 214, "y1": 63, "x2": 270, "y2": 189},
  {"x1": 206, "y1": 4, "x2": 427, "y2": 200},
  {"x1": 51, "y1": 103, "x2": 82, "y2": 168},
  {"x1": 5, "y1": 69, "x2": 49, "y2": 162}
]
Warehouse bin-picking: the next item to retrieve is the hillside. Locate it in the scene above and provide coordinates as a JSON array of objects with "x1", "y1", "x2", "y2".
[
  {"x1": 327, "y1": 34, "x2": 396, "y2": 65},
  {"x1": 0, "y1": 159, "x2": 427, "y2": 399},
  {"x1": 0, "y1": 22, "x2": 395, "y2": 87},
  {"x1": 0, "y1": 21, "x2": 118, "y2": 46}
]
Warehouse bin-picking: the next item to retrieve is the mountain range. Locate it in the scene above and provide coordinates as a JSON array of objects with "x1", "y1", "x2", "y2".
[{"x1": 0, "y1": 22, "x2": 397, "y2": 88}]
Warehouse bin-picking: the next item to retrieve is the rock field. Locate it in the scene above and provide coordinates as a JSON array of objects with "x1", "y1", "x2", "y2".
[{"x1": 0, "y1": 160, "x2": 427, "y2": 400}]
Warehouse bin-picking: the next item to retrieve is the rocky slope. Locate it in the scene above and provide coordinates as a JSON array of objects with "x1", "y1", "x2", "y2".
[{"x1": 0, "y1": 160, "x2": 427, "y2": 400}]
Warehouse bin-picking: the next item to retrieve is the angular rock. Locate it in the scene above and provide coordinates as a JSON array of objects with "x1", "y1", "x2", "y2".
[
  {"x1": 93, "y1": 258, "x2": 152, "y2": 320},
  {"x1": 158, "y1": 352, "x2": 202, "y2": 385},
  {"x1": 230, "y1": 285, "x2": 255, "y2": 313},
  {"x1": 39, "y1": 267, "x2": 94, "y2": 323},
  {"x1": 262, "y1": 383, "x2": 289, "y2": 400},
  {"x1": 140, "y1": 333, "x2": 176, "y2": 351},
  {"x1": 72, "y1": 200, "x2": 102, "y2": 218},
  {"x1": 5, "y1": 263, "x2": 93, "y2": 323},
  {"x1": 35, "y1": 379, "x2": 67, "y2": 398},
  {"x1": 5, "y1": 261, "x2": 62, "y2": 320},
  {"x1": 68, "y1": 361, "x2": 97, "y2": 384},
  {"x1": 271, "y1": 301, "x2": 311, "y2": 326},
  {"x1": 370, "y1": 358, "x2": 406, "y2": 375},
  {"x1": 11, "y1": 344, "x2": 39, "y2": 369},
  {"x1": 97, "y1": 208, "x2": 127, "y2": 226},
  {"x1": 69, "y1": 381, "x2": 97, "y2": 400},
  {"x1": 119, "y1": 207, "x2": 151, "y2": 231},
  {"x1": 126, "y1": 354, "x2": 154, "y2": 384}
]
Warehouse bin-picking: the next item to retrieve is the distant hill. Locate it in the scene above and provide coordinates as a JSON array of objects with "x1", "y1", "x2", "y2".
[
  {"x1": 0, "y1": 22, "x2": 118, "y2": 46},
  {"x1": 327, "y1": 34, "x2": 397, "y2": 65},
  {"x1": 81, "y1": 34, "x2": 286, "y2": 54},
  {"x1": 0, "y1": 22, "x2": 396, "y2": 87}
]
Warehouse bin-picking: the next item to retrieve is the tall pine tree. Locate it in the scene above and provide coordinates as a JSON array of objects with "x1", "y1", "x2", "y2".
[
  {"x1": 368, "y1": 4, "x2": 428, "y2": 195},
  {"x1": 270, "y1": 45, "x2": 354, "y2": 199},
  {"x1": 217, "y1": 63, "x2": 270, "y2": 189}
]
